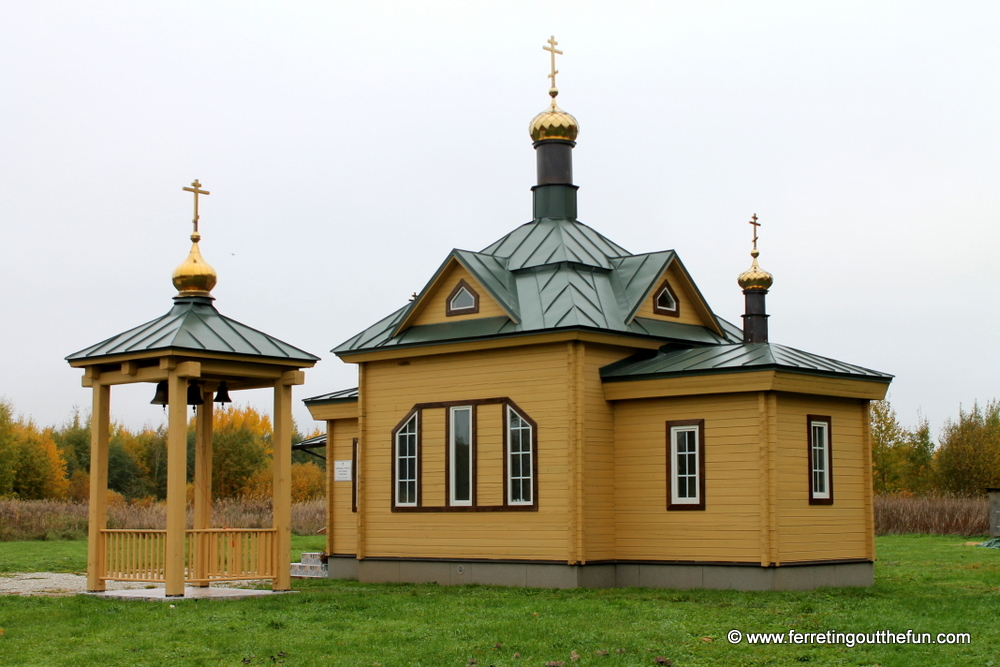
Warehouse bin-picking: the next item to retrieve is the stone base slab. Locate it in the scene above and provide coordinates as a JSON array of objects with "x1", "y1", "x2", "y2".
[{"x1": 330, "y1": 559, "x2": 872, "y2": 591}]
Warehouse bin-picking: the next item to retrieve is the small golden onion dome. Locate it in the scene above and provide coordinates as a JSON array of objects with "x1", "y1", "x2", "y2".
[
  {"x1": 172, "y1": 232, "x2": 217, "y2": 297},
  {"x1": 529, "y1": 90, "x2": 579, "y2": 142},
  {"x1": 737, "y1": 248, "x2": 774, "y2": 291}
]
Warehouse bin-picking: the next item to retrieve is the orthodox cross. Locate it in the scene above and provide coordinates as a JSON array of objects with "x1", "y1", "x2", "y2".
[
  {"x1": 182, "y1": 179, "x2": 210, "y2": 234},
  {"x1": 748, "y1": 213, "x2": 761, "y2": 251},
  {"x1": 543, "y1": 36, "x2": 563, "y2": 90}
]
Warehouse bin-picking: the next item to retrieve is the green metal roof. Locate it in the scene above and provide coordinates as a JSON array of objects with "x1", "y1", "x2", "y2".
[
  {"x1": 335, "y1": 218, "x2": 732, "y2": 356},
  {"x1": 600, "y1": 343, "x2": 893, "y2": 383},
  {"x1": 303, "y1": 387, "x2": 359, "y2": 405},
  {"x1": 67, "y1": 296, "x2": 319, "y2": 363}
]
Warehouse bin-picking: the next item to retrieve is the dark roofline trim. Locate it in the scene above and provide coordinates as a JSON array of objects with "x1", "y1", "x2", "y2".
[
  {"x1": 600, "y1": 364, "x2": 893, "y2": 385},
  {"x1": 303, "y1": 395, "x2": 360, "y2": 406},
  {"x1": 66, "y1": 345, "x2": 319, "y2": 366},
  {"x1": 333, "y1": 324, "x2": 683, "y2": 359}
]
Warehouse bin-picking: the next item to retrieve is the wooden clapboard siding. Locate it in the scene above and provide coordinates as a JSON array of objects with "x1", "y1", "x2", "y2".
[
  {"x1": 631, "y1": 262, "x2": 711, "y2": 328},
  {"x1": 614, "y1": 394, "x2": 762, "y2": 562},
  {"x1": 582, "y1": 344, "x2": 633, "y2": 562},
  {"x1": 360, "y1": 343, "x2": 573, "y2": 560},
  {"x1": 774, "y1": 394, "x2": 869, "y2": 563},
  {"x1": 477, "y1": 402, "x2": 504, "y2": 506},
  {"x1": 327, "y1": 418, "x2": 358, "y2": 555},
  {"x1": 409, "y1": 263, "x2": 509, "y2": 327},
  {"x1": 421, "y1": 409, "x2": 446, "y2": 507}
]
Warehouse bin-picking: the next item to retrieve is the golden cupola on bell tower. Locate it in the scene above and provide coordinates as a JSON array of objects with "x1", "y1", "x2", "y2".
[{"x1": 172, "y1": 179, "x2": 218, "y2": 298}]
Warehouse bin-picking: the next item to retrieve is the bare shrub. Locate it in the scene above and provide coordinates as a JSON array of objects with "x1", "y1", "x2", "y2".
[
  {"x1": 1, "y1": 498, "x2": 325, "y2": 540},
  {"x1": 875, "y1": 494, "x2": 989, "y2": 536}
]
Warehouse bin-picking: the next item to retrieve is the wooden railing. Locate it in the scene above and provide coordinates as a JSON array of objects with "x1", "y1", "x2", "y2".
[
  {"x1": 186, "y1": 529, "x2": 278, "y2": 583},
  {"x1": 101, "y1": 529, "x2": 167, "y2": 582},
  {"x1": 99, "y1": 528, "x2": 278, "y2": 583}
]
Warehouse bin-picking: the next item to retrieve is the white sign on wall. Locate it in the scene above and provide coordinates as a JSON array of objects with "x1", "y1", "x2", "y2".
[{"x1": 333, "y1": 460, "x2": 353, "y2": 482}]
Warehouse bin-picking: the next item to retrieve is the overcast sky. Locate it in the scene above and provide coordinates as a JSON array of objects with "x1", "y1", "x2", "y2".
[{"x1": 2, "y1": 1, "x2": 997, "y2": 438}]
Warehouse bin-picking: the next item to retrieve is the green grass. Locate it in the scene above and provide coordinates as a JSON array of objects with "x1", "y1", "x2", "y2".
[{"x1": 1, "y1": 536, "x2": 997, "y2": 666}]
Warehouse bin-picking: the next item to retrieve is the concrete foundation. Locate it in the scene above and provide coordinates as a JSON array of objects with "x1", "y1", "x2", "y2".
[{"x1": 329, "y1": 558, "x2": 873, "y2": 591}]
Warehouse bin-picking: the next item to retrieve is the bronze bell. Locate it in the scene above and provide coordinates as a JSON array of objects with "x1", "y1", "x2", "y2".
[
  {"x1": 150, "y1": 381, "x2": 169, "y2": 406},
  {"x1": 187, "y1": 383, "x2": 205, "y2": 406},
  {"x1": 214, "y1": 381, "x2": 232, "y2": 404}
]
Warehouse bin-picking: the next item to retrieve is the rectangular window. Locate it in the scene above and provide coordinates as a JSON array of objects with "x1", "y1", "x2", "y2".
[
  {"x1": 507, "y1": 405, "x2": 534, "y2": 506},
  {"x1": 808, "y1": 416, "x2": 833, "y2": 504},
  {"x1": 394, "y1": 412, "x2": 418, "y2": 507},
  {"x1": 449, "y1": 406, "x2": 474, "y2": 506},
  {"x1": 667, "y1": 419, "x2": 705, "y2": 510}
]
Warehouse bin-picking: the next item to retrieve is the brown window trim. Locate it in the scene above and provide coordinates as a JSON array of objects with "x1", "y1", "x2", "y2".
[
  {"x1": 390, "y1": 397, "x2": 538, "y2": 513},
  {"x1": 445, "y1": 279, "x2": 480, "y2": 317},
  {"x1": 652, "y1": 279, "x2": 680, "y2": 317},
  {"x1": 666, "y1": 419, "x2": 706, "y2": 511},
  {"x1": 445, "y1": 404, "x2": 478, "y2": 507},
  {"x1": 807, "y1": 415, "x2": 834, "y2": 505},
  {"x1": 502, "y1": 399, "x2": 539, "y2": 511},
  {"x1": 391, "y1": 408, "x2": 421, "y2": 509},
  {"x1": 351, "y1": 437, "x2": 358, "y2": 514}
]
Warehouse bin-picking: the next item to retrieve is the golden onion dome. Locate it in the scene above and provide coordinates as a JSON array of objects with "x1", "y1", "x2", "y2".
[
  {"x1": 737, "y1": 248, "x2": 773, "y2": 291},
  {"x1": 529, "y1": 89, "x2": 579, "y2": 142},
  {"x1": 172, "y1": 232, "x2": 217, "y2": 297}
]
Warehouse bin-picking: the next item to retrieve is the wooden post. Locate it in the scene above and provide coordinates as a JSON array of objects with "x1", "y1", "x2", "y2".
[
  {"x1": 164, "y1": 371, "x2": 188, "y2": 597},
  {"x1": 87, "y1": 381, "x2": 111, "y2": 592},
  {"x1": 272, "y1": 376, "x2": 294, "y2": 591},
  {"x1": 193, "y1": 397, "x2": 214, "y2": 586}
]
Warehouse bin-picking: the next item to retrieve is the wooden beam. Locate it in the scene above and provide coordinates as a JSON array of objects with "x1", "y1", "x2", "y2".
[
  {"x1": 175, "y1": 361, "x2": 201, "y2": 379},
  {"x1": 272, "y1": 378, "x2": 293, "y2": 591},
  {"x1": 164, "y1": 372, "x2": 188, "y2": 597},
  {"x1": 281, "y1": 370, "x2": 305, "y2": 386},
  {"x1": 86, "y1": 383, "x2": 111, "y2": 592},
  {"x1": 197, "y1": 360, "x2": 286, "y2": 379},
  {"x1": 193, "y1": 399, "x2": 214, "y2": 587},
  {"x1": 121, "y1": 361, "x2": 139, "y2": 376},
  {"x1": 89, "y1": 366, "x2": 168, "y2": 387}
]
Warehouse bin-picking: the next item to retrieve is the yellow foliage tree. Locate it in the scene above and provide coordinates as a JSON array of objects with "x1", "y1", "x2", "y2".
[
  {"x1": 11, "y1": 422, "x2": 69, "y2": 499},
  {"x1": 240, "y1": 462, "x2": 325, "y2": 502}
]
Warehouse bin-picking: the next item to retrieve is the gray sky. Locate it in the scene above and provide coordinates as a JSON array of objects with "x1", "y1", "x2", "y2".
[{"x1": 2, "y1": 1, "x2": 997, "y2": 438}]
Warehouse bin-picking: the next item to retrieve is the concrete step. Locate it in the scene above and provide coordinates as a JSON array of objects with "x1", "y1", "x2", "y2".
[{"x1": 291, "y1": 553, "x2": 328, "y2": 578}]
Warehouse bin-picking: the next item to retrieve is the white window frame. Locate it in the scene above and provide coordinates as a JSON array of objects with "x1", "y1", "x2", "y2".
[
  {"x1": 449, "y1": 287, "x2": 476, "y2": 312},
  {"x1": 449, "y1": 405, "x2": 474, "y2": 506},
  {"x1": 669, "y1": 424, "x2": 701, "y2": 507},
  {"x1": 394, "y1": 412, "x2": 419, "y2": 507},
  {"x1": 809, "y1": 417, "x2": 832, "y2": 503},
  {"x1": 506, "y1": 405, "x2": 534, "y2": 506}
]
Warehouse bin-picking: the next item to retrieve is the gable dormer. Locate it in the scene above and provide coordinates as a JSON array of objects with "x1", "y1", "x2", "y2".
[
  {"x1": 617, "y1": 252, "x2": 723, "y2": 335},
  {"x1": 394, "y1": 254, "x2": 518, "y2": 335}
]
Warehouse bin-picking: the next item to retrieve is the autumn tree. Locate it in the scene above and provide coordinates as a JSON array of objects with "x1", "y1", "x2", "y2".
[
  {"x1": 871, "y1": 400, "x2": 907, "y2": 494},
  {"x1": 0, "y1": 399, "x2": 16, "y2": 497},
  {"x1": 209, "y1": 405, "x2": 272, "y2": 498},
  {"x1": 936, "y1": 400, "x2": 1000, "y2": 496},
  {"x1": 9, "y1": 422, "x2": 69, "y2": 499}
]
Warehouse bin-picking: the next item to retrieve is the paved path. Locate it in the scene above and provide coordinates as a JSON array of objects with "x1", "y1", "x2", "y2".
[{"x1": 0, "y1": 573, "x2": 259, "y2": 597}]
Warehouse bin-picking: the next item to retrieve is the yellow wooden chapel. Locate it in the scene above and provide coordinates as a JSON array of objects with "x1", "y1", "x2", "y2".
[{"x1": 305, "y1": 38, "x2": 892, "y2": 590}]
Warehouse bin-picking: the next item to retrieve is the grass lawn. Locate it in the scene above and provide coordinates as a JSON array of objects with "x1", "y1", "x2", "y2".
[{"x1": 0, "y1": 535, "x2": 997, "y2": 666}]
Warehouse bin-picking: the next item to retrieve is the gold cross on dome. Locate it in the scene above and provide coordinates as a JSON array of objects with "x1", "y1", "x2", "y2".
[
  {"x1": 182, "y1": 179, "x2": 210, "y2": 234},
  {"x1": 748, "y1": 213, "x2": 761, "y2": 250},
  {"x1": 543, "y1": 35, "x2": 563, "y2": 90}
]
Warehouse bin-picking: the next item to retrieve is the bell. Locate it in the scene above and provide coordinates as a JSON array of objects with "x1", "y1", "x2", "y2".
[
  {"x1": 150, "y1": 381, "x2": 169, "y2": 406},
  {"x1": 214, "y1": 381, "x2": 232, "y2": 404},
  {"x1": 187, "y1": 383, "x2": 205, "y2": 406}
]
